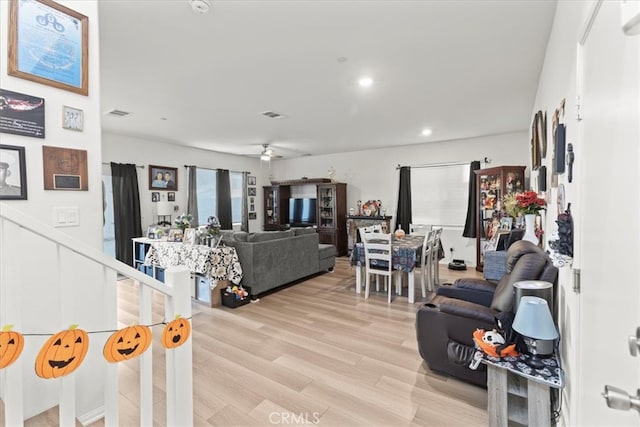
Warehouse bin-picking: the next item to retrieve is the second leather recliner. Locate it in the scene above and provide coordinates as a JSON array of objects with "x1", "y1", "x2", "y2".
[{"x1": 415, "y1": 240, "x2": 558, "y2": 387}]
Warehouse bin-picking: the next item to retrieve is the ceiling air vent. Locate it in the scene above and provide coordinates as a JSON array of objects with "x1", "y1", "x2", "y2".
[
  {"x1": 105, "y1": 109, "x2": 131, "y2": 117},
  {"x1": 261, "y1": 111, "x2": 286, "y2": 119}
]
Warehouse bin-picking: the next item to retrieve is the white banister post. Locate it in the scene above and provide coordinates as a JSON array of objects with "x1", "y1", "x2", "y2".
[
  {"x1": 139, "y1": 282, "x2": 153, "y2": 426},
  {"x1": 0, "y1": 219, "x2": 25, "y2": 426},
  {"x1": 104, "y1": 266, "x2": 119, "y2": 427},
  {"x1": 163, "y1": 266, "x2": 193, "y2": 427}
]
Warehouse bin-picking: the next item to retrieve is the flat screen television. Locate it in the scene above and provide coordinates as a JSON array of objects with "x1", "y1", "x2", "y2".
[{"x1": 289, "y1": 198, "x2": 317, "y2": 226}]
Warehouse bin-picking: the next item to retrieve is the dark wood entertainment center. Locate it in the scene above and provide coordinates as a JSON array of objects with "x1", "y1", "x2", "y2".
[{"x1": 263, "y1": 178, "x2": 348, "y2": 256}]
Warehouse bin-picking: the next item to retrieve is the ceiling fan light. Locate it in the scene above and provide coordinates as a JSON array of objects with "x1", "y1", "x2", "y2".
[{"x1": 260, "y1": 153, "x2": 271, "y2": 161}]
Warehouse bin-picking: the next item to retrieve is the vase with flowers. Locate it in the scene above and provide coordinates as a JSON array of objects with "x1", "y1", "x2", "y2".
[
  {"x1": 514, "y1": 191, "x2": 546, "y2": 244},
  {"x1": 205, "y1": 216, "x2": 222, "y2": 248},
  {"x1": 174, "y1": 213, "x2": 193, "y2": 232}
]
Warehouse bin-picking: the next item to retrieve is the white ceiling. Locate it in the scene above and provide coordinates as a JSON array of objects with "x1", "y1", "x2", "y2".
[{"x1": 98, "y1": 0, "x2": 556, "y2": 159}]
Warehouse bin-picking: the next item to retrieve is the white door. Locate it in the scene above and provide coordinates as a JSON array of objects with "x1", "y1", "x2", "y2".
[{"x1": 577, "y1": 1, "x2": 640, "y2": 424}]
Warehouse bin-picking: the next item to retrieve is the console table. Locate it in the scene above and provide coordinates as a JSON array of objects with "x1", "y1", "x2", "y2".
[
  {"x1": 472, "y1": 351, "x2": 564, "y2": 426},
  {"x1": 346, "y1": 215, "x2": 393, "y2": 253},
  {"x1": 132, "y1": 238, "x2": 243, "y2": 307}
]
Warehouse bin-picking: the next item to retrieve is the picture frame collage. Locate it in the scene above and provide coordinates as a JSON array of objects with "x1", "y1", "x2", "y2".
[
  {"x1": 1, "y1": 1, "x2": 90, "y2": 201},
  {"x1": 248, "y1": 175, "x2": 257, "y2": 220}
]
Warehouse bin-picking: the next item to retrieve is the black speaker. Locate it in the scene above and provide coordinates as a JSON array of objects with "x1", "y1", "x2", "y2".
[
  {"x1": 555, "y1": 124, "x2": 566, "y2": 174},
  {"x1": 538, "y1": 165, "x2": 547, "y2": 191}
]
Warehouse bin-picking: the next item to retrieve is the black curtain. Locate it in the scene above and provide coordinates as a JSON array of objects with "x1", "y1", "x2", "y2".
[
  {"x1": 217, "y1": 169, "x2": 232, "y2": 229},
  {"x1": 111, "y1": 163, "x2": 142, "y2": 265},
  {"x1": 462, "y1": 161, "x2": 481, "y2": 238},
  {"x1": 395, "y1": 166, "x2": 412, "y2": 233}
]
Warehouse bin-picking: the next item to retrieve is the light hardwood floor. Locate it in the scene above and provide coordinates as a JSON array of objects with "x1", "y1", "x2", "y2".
[{"x1": 8, "y1": 258, "x2": 489, "y2": 426}]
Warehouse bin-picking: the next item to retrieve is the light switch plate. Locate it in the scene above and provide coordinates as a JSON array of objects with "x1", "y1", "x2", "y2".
[{"x1": 53, "y1": 207, "x2": 80, "y2": 227}]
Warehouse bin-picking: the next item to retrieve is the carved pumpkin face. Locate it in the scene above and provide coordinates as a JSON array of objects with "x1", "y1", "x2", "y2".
[
  {"x1": 161, "y1": 316, "x2": 191, "y2": 349},
  {"x1": 103, "y1": 325, "x2": 152, "y2": 363},
  {"x1": 0, "y1": 325, "x2": 24, "y2": 369},
  {"x1": 35, "y1": 325, "x2": 88, "y2": 379}
]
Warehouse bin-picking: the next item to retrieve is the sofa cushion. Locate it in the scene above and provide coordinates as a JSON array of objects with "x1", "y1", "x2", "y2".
[
  {"x1": 219, "y1": 230, "x2": 237, "y2": 242},
  {"x1": 247, "y1": 230, "x2": 294, "y2": 242},
  {"x1": 318, "y1": 244, "x2": 337, "y2": 260},
  {"x1": 233, "y1": 231, "x2": 249, "y2": 242},
  {"x1": 294, "y1": 227, "x2": 317, "y2": 236}
]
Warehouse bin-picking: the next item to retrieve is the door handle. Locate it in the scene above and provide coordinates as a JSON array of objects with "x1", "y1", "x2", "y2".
[
  {"x1": 602, "y1": 385, "x2": 640, "y2": 413},
  {"x1": 629, "y1": 327, "x2": 640, "y2": 357}
]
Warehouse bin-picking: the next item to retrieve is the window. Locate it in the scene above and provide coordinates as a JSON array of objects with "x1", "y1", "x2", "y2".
[
  {"x1": 230, "y1": 171, "x2": 243, "y2": 224},
  {"x1": 196, "y1": 168, "x2": 216, "y2": 226},
  {"x1": 411, "y1": 164, "x2": 470, "y2": 226},
  {"x1": 195, "y1": 169, "x2": 243, "y2": 226}
]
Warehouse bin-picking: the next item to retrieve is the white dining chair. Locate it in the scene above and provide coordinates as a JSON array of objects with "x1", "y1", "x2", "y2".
[
  {"x1": 360, "y1": 229, "x2": 394, "y2": 303},
  {"x1": 414, "y1": 229, "x2": 435, "y2": 296},
  {"x1": 409, "y1": 224, "x2": 433, "y2": 235},
  {"x1": 429, "y1": 227, "x2": 444, "y2": 288}
]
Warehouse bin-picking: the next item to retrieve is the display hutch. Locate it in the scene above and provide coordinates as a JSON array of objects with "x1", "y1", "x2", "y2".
[
  {"x1": 317, "y1": 183, "x2": 347, "y2": 256},
  {"x1": 263, "y1": 185, "x2": 291, "y2": 231},
  {"x1": 474, "y1": 165, "x2": 526, "y2": 271}
]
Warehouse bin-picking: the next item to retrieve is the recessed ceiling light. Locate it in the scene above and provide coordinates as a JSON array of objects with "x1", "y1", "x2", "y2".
[
  {"x1": 421, "y1": 128, "x2": 433, "y2": 137},
  {"x1": 358, "y1": 76, "x2": 374, "y2": 88},
  {"x1": 160, "y1": 117, "x2": 168, "y2": 121},
  {"x1": 190, "y1": 0, "x2": 211, "y2": 14}
]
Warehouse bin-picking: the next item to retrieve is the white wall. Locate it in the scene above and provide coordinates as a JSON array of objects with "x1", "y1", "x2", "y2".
[
  {"x1": 529, "y1": 1, "x2": 591, "y2": 424},
  {"x1": 102, "y1": 133, "x2": 267, "y2": 232},
  {"x1": 0, "y1": 0, "x2": 106, "y2": 420},
  {"x1": 272, "y1": 131, "x2": 530, "y2": 266}
]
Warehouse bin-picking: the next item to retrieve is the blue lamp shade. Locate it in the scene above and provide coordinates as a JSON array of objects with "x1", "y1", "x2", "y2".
[{"x1": 512, "y1": 296, "x2": 559, "y2": 340}]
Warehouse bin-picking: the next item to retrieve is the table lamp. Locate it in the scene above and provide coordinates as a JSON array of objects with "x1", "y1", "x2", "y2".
[
  {"x1": 513, "y1": 296, "x2": 559, "y2": 369},
  {"x1": 157, "y1": 201, "x2": 173, "y2": 226}
]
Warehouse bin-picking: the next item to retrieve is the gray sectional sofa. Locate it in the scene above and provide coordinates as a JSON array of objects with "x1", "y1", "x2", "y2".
[{"x1": 220, "y1": 228, "x2": 336, "y2": 296}]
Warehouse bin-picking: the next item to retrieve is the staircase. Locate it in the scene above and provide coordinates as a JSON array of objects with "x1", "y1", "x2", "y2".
[{"x1": 0, "y1": 203, "x2": 193, "y2": 426}]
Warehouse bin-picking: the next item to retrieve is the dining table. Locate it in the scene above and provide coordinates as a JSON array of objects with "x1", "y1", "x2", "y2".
[{"x1": 349, "y1": 233, "x2": 425, "y2": 303}]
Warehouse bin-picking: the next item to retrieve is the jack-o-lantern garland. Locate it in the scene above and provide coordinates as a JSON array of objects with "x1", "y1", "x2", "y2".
[
  {"x1": 161, "y1": 315, "x2": 191, "y2": 349},
  {"x1": 0, "y1": 325, "x2": 25, "y2": 369},
  {"x1": 1, "y1": 315, "x2": 192, "y2": 373},
  {"x1": 35, "y1": 325, "x2": 89, "y2": 379},
  {"x1": 103, "y1": 324, "x2": 152, "y2": 363}
]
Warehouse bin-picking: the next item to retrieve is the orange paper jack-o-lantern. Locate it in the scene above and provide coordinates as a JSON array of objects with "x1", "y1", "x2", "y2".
[
  {"x1": 1, "y1": 325, "x2": 25, "y2": 369},
  {"x1": 35, "y1": 325, "x2": 89, "y2": 379},
  {"x1": 161, "y1": 315, "x2": 191, "y2": 349},
  {"x1": 103, "y1": 325, "x2": 152, "y2": 363}
]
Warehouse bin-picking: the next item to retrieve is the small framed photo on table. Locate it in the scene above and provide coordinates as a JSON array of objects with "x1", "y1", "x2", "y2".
[
  {"x1": 168, "y1": 229, "x2": 183, "y2": 242},
  {"x1": 183, "y1": 228, "x2": 196, "y2": 245}
]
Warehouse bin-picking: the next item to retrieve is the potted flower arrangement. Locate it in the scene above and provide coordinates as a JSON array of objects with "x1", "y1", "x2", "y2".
[
  {"x1": 514, "y1": 191, "x2": 546, "y2": 244},
  {"x1": 174, "y1": 213, "x2": 193, "y2": 232},
  {"x1": 204, "y1": 216, "x2": 221, "y2": 248}
]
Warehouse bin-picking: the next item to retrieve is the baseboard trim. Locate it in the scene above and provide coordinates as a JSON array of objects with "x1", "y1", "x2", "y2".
[{"x1": 78, "y1": 406, "x2": 105, "y2": 426}]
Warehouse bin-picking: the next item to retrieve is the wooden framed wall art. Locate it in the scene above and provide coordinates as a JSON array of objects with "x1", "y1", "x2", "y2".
[
  {"x1": 42, "y1": 146, "x2": 88, "y2": 190},
  {"x1": 8, "y1": 0, "x2": 89, "y2": 95}
]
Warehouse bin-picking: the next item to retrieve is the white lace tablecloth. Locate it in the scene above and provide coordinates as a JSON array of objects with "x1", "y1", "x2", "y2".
[{"x1": 144, "y1": 242, "x2": 243, "y2": 285}]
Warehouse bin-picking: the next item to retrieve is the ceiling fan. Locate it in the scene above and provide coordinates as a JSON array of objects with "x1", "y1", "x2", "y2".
[{"x1": 260, "y1": 144, "x2": 274, "y2": 162}]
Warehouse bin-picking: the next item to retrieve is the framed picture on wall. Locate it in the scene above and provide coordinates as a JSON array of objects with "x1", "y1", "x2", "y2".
[
  {"x1": 168, "y1": 192, "x2": 175, "y2": 201},
  {"x1": 62, "y1": 106, "x2": 83, "y2": 131},
  {"x1": 248, "y1": 212, "x2": 257, "y2": 220},
  {"x1": 0, "y1": 144, "x2": 27, "y2": 200},
  {"x1": 151, "y1": 192, "x2": 160, "y2": 202},
  {"x1": 42, "y1": 146, "x2": 88, "y2": 190},
  {"x1": 248, "y1": 176, "x2": 256, "y2": 186},
  {"x1": 149, "y1": 165, "x2": 178, "y2": 190},
  {"x1": 8, "y1": 0, "x2": 89, "y2": 95},
  {"x1": 248, "y1": 187, "x2": 256, "y2": 196}
]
